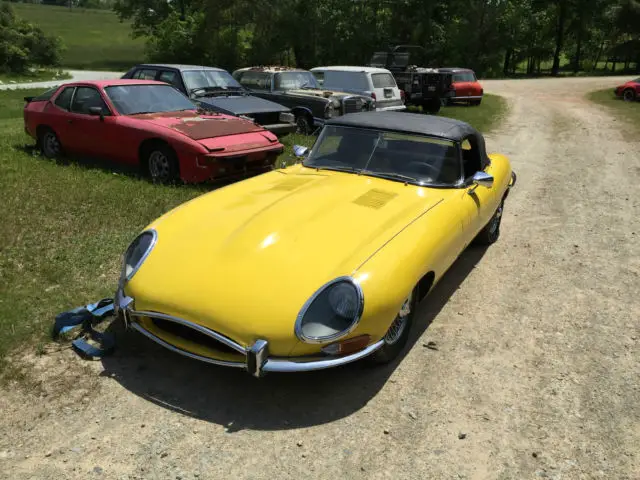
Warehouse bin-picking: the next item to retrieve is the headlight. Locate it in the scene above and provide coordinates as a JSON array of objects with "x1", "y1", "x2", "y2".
[
  {"x1": 324, "y1": 103, "x2": 337, "y2": 119},
  {"x1": 279, "y1": 112, "x2": 295, "y2": 123},
  {"x1": 295, "y1": 277, "x2": 364, "y2": 343},
  {"x1": 120, "y1": 230, "x2": 157, "y2": 284}
]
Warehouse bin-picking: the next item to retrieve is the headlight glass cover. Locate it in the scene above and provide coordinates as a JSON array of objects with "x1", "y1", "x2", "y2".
[
  {"x1": 121, "y1": 230, "x2": 157, "y2": 284},
  {"x1": 295, "y1": 277, "x2": 364, "y2": 343}
]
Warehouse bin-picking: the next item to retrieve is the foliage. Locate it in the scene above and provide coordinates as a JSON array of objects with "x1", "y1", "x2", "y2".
[
  {"x1": 0, "y1": 3, "x2": 62, "y2": 73},
  {"x1": 111, "y1": 0, "x2": 639, "y2": 77},
  {"x1": 0, "y1": 86, "x2": 506, "y2": 367},
  {"x1": 11, "y1": 2, "x2": 145, "y2": 70}
]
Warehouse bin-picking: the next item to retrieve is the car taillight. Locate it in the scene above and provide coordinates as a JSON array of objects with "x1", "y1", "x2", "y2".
[
  {"x1": 400, "y1": 90, "x2": 405, "y2": 103},
  {"x1": 371, "y1": 92, "x2": 376, "y2": 100}
]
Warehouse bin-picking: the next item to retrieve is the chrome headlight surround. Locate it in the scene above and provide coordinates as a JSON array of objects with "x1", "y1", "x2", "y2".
[
  {"x1": 118, "y1": 229, "x2": 157, "y2": 287},
  {"x1": 295, "y1": 276, "x2": 365, "y2": 344}
]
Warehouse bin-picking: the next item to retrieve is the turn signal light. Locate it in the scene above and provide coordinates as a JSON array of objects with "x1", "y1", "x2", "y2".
[{"x1": 321, "y1": 334, "x2": 371, "y2": 356}]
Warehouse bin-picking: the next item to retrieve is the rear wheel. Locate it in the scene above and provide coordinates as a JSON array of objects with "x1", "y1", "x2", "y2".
[
  {"x1": 475, "y1": 200, "x2": 504, "y2": 245},
  {"x1": 38, "y1": 127, "x2": 62, "y2": 159},
  {"x1": 471, "y1": 98, "x2": 482, "y2": 106},
  {"x1": 623, "y1": 89, "x2": 636, "y2": 102},
  {"x1": 422, "y1": 98, "x2": 441, "y2": 114},
  {"x1": 370, "y1": 288, "x2": 418, "y2": 364},
  {"x1": 144, "y1": 143, "x2": 180, "y2": 184}
]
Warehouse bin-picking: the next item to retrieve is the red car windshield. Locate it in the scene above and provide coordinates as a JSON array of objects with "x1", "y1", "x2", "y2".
[{"x1": 105, "y1": 84, "x2": 197, "y2": 115}]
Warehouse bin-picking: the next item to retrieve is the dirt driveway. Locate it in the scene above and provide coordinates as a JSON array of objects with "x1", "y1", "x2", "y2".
[{"x1": 1, "y1": 76, "x2": 639, "y2": 480}]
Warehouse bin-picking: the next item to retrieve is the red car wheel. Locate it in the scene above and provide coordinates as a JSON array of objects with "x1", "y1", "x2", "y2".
[{"x1": 623, "y1": 89, "x2": 636, "y2": 102}]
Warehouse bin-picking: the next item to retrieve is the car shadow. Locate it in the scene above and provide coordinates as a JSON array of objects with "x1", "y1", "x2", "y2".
[
  {"x1": 100, "y1": 245, "x2": 488, "y2": 432},
  {"x1": 15, "y1": 143, "x2": 279, "y2": 191}
]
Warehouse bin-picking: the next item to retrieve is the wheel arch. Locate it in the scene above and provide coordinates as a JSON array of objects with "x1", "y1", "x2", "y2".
[
  {"x1": 138, "y1": 137, "x2": 171, "y2": 165},
  {"x1": 417, "y1": 271, "x2": 436, "y2": 302}
]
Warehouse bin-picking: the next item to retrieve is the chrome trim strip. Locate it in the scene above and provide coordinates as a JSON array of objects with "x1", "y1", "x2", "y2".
[
  {"x1": 263, "y1": 340, "x2": 384, "y2": 372},
  {"x1": 294, "y1": 276, "x2": 365, "y2": 344},
  {"x1": 450, "y1": 96, "x2": 483, "y2": 100},
  {"x1": 121, "y1": 230, "x2": 158, "y2": 284},
  {"x1": 130, "y1": 310, "x2": 247, "y2": 355},
  {"x1": 130, "y1": 322, "x2": 246, "y2": 368}
]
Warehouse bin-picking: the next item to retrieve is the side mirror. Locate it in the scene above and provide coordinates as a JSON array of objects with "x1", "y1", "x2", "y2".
[
  {"x1": 293, "y1": 145, "x2": 309, "y2": 158},
  {"x1": 471, "y1": 171, "x2": 494, "y2": 188},
  {"x1": 89, "y1": 106, "x2": 104, "y2": 120}
]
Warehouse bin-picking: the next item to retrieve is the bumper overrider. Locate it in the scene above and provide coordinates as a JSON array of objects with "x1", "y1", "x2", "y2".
[{"x1": 114, "y1": 289, "x2": 384, "y2": 377}]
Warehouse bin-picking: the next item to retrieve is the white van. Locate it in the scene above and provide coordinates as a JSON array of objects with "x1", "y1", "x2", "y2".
[{"x1": 310, "y1": 66, "x2": 406, "y2": 112}]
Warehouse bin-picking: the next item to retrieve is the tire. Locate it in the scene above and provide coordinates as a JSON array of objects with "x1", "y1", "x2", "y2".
[
  {"x1": 295, "y1": 114, "x2": 313, "y2": 135},
  {"x1": 474, "y1": 200, "x2": 504, "y2": 245},
  {"x1": 144, "y1": 143, "x2": 180, "y2": 184},
  {"x1": 471, "y1": 98, "x2": 482, "y2": 106},
  {"x1": 38, "y1": 127, "x2": 62, "y2": 159},
  {"x1": 422, "y1": 98, "x2": 441, "y2": 114},
  {"x1": 623, "y1": 89, "x2": 636, "y2": 102},
  {"x1": 369, "y1": 287, "x2": 418, "y2": 364}
]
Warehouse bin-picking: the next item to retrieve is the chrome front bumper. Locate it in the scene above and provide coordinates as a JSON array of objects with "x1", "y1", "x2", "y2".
[{"x1": 114, "y1": 290, "x2": 383, "y2": 377}]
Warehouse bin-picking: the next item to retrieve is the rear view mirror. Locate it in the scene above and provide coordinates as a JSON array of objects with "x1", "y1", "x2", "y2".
[
  {"x1": 88, "y1": 106, "x2": 103, "y2": 116},
  {"x1": 293, "y1": 145, "x2": 309, "y2": 158},
  {"x1": 472, "y1": 171, "x2": 494, "y2": 188}
]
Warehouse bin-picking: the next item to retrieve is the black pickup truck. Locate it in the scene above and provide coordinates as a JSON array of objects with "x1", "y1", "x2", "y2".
[
  {"x1": 121, "y1": 64, "x2": 296, "y2": 136},
  {"x1": 232, "y1": 66, "x2": 375, "y2": 134},
  {"x1": 368, "y1": 45, "x2": 454, "y2": 113}
]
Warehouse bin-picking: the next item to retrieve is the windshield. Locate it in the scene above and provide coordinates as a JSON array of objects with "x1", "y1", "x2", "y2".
[
  {"x1": 304, "y1": 125, "x2": 462, "y2": 187},
  {"x1": 105, "y1": 84, "x2": 196, "y2": 115},
  {"x1": 275, "y1": 71, "x2": 320, "y2": 90},
  {"x1": 182, "y1": 70, "x2": 243, "y2": 94},
  {"x1": 453, "y1": 72, "x2": 477, "y2": 82}
]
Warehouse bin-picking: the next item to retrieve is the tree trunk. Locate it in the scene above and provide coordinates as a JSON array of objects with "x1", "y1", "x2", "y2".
[
  {"x1": 503, "y1": 49, "x2": 512, "y2": 76},
  {"x1": 594, "y1": 41, "x2": 606, "y2": 71},
  {"x1": 612, "y1": 59, "x2": 617, "y2": 72},
  {"x1": 574, "y1": 17, "x2": 583, "y2": 73},
  {"x1": 551, "y1": 1, "x2": 567, "y2": 76}
]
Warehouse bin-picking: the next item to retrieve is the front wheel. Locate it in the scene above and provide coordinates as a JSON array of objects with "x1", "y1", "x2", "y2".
[
  {"x1": 370, "y1": 288, "x2": 417, "y2": 364},
  {"x1": 145, "y1": 144, "x2": 180, "y2": 184},
  {"x1": 474, "y1": 200, "x2": 503, "y2": 245},
  {"x1": 623, "y1": 89, "x2": 636, "y2": 102},
  {"x1": 295, "y1": 114, "x2": 312, "y2": 135}
]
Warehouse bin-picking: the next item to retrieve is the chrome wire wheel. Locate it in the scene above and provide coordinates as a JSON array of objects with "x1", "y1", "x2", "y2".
[
  {"x1": 384, "y1": 292, "x2": 413, "y2": 345},
  {"x1": 488, "y1": 202, "x2": 503, "y2": 237},
  {"x1": 148, "y1": 150, "x2": 171, "y2": 182},
  {"x1": 42, "y1": 131, "x2": 60, "y2": 158}
]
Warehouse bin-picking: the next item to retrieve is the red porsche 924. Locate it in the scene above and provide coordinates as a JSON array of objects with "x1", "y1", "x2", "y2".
[{"x1": 23, "y1": 80, "x2": 284, "y2": 183}]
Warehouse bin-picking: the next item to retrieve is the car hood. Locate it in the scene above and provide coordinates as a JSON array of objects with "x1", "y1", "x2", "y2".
[
  {"x1": 133, "y1": 111, "x2": 264, "y2": 140},
  {"x1": 196, "y1": 95, "x2": 290, "y2": 115},
  {"x1": 127, "y1": 166, "x2": 443, "y2": 351}
]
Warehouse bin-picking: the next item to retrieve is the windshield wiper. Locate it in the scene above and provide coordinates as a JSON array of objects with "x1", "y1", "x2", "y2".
[
  {"x1": 364, "y1": 171, "x2": 420, "y2": 184},
  {"x1": 310, "y1": 164, "x2": 357, "y2": 173}
]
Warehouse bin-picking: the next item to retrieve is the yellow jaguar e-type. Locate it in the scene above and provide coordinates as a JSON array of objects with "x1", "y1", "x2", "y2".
[{"x1": 114, "y1": 112, "x2": 515, "y2": 376}]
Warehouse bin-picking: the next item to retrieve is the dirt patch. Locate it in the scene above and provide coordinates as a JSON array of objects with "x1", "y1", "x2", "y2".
[{"x1": 1, "y1": 76, "x2": 639, "y2": 480}]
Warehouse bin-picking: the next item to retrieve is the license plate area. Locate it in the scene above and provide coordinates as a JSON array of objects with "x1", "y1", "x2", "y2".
[
  {"x1": 222, "y1": 155, "x2": 247, "y2": 171},
  {"x1": 383, "y1": 88, "x2": 393, "y2": 99}
]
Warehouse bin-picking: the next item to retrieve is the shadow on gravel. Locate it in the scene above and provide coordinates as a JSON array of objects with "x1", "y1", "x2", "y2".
[{"x1": 100, "y1": 246, "x2": 488, "y2": 431}]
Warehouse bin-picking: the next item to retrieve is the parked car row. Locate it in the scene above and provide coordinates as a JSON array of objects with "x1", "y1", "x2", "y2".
[{"x1": 23, "y1": 59, "x2": 483, "y2": 185}]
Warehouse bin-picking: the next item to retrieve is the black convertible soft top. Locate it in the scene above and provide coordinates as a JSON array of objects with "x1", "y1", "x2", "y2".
[{"x1": 326, "y1": 111, "x2": 490, "y2": 168}]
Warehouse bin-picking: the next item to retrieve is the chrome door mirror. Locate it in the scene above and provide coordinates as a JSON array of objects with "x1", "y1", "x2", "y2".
[
  {"x1": 293, "y1": 145, "x2": 309, "y2": 158},
  {"x1": 472, "y1": 171, "x2": 494, "y2": 188}
]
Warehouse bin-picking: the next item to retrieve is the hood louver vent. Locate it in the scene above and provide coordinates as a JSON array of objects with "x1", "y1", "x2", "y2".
[
  {"x1": 269, "y1": 177, "x2": 313, "y2": 192},
  {"x1": 352, "y1": 189, "x2": 398, "y2": 209}
]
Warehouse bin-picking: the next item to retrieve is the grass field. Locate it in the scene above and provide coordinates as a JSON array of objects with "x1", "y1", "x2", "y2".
[
  {"x1": 0, "y1": 88, "x2": 507, "y2": 373},
  {"x1": 10, "y1": 2, "x2": 145, "y2": 70},
  {"x1": 587, "y1": 88, "x2": 640, "y2": 134}
]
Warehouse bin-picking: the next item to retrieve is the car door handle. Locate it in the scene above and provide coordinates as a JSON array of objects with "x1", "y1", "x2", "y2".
[{"x1": 67, "y1": 119, "x2": 73, "y2": 124}]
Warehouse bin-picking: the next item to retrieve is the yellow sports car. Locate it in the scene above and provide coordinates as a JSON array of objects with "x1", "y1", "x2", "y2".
[{"x1": 114, "y1": 112, "x2": 516, "y2": 376}]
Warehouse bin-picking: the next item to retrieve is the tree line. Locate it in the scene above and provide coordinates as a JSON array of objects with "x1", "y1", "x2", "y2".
[{"x1": 111, "y1": 0, "x2": 640, "y2": 77}]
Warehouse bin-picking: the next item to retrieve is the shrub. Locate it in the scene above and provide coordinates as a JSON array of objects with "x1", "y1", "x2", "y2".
[{"x1": 0, "y1": 3, "x2": 63, "y2": 73}]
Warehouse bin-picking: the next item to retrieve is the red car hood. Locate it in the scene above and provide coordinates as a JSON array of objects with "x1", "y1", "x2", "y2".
[{"x1": 134, "y1": 111, "x2": 265, "y2": 140}]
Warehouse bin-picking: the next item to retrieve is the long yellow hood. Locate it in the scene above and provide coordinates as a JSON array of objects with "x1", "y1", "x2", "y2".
[{"x1": 127, "y1": 165, "x2": 444, "y2": 354}]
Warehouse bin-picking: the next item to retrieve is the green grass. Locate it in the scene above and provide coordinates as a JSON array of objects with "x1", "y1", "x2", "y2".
[
  {"x1": 587, "y1": 88, "x2": 640, "y2": 134},
  {"x1": 10, "y1": 2, "x2": 145, "y2": 70},
  {"x1": 0, "y1": 69, "x2": 71, "y2": 84},
  {"x1": 406, "y1": 94, "x2": 507, "y2": 133},
  {"x1": 0, "y1": 88, "x2": 507, "y2": 373}
]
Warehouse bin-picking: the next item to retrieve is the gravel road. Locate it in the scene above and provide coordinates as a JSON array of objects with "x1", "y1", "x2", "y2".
[
  {"x1": 0, "y1": 76, "x2": 639, "y2": 480},
  {"x1": 0, "y1": 70, "x2": 122, "y2": 90}
]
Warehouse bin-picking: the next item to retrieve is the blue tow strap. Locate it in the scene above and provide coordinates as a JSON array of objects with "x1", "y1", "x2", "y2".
[{"x1": 53, "y1": 298, "x2": 116, "y2": 359}]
